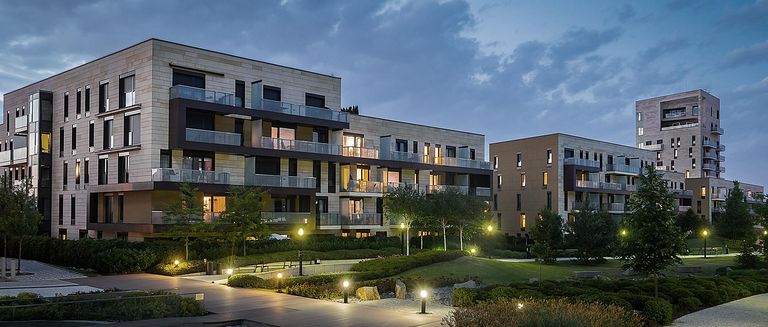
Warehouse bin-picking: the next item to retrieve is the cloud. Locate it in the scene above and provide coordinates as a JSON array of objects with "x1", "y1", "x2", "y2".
[{"x1": 722, "y1": 40, "x2": 768, "y2": 68}]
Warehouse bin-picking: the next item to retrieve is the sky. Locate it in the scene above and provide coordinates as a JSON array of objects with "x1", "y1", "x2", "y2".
[{"x1": 0, "y1": 0, "x2": 766, "y2": 186}]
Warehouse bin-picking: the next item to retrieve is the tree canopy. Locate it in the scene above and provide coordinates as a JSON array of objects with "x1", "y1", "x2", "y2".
[
  {"x1": 567, "y1": 204, "x2": 616, "y2": 264},
  {"x1": 716, "y1": 181, "x2": 755, "y2": 241},
  {"x1": 162, "y1": 182, "x2": 205, "y2": 260},
  {"x1": 530, "y1": 209, "x2": 563, "y2": 264}
]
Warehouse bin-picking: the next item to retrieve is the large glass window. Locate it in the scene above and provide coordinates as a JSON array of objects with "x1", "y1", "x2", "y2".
[
  {"x1": 263, "y1": 86, "x2": 281, "y2": 101},
  {"x1": 89, "y1": 121, "x2": 94, "y2": 148},
  {"x1": 76, "y1": 88, "x2": 82, "y2": 115},
  {"x1": 119, "y1": 75, "x2": 135, "y2": 107},
  {"x1": 64, "y1": 93, "x2": 69, "y2": 120},
  {"x1": 305, "y1": 93, "x2": 325, "y2": 108},
  {"x1": 124, "y1": 113, "x2": 140, "y2": 146},
  {"x1": 118, "y1": 155, "x2": 129, "y2": 183},
  {"x1": 84, "y1": 86, "x2": 90, "y2": 114},
  {"x1": 103, "y1": 119, "x2": 113, "y2": 149},
  {"x1": 104, "y1": 195, "x2": 113, "y2": 223},
  {"x1": 98, "y1": 157, "x2": 108, "y2": 185},
  {"x1": 182, "y1": 153, "x2": 214, "y2": 171},
  {"x1": 99, "y1": 82, "x2": 109, "y2": 113}
]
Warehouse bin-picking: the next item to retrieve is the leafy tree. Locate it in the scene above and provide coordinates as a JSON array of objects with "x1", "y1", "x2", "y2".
[
  {"x1": 427, "y1": 187, "x2": 466, "y2": 251},
  {"x1": 453, "y1": 192, "x2": 490, "y2": 251},
  {"x1": 163, "y1": 182, "x2": 205, "y2": 260},
  {"x1": 217, "y1": 186, "x2": 268, "y2": 266},
  {"x1": 384, "y1": 185, "x2": 427, "y2": 255},
  {"x1": 676, "y1": 208, "x2": 705, "y2": 235},
  {"x1": 566, "y1": 204, "x2": 616, "y2": 264},
  {"x1": 716, "y1": 182, "x2": 756, "y2": 241},
  {"x1": 619, "y1": 166, "x2": 686, "y2": 297},
  {"x1": 0, "y1": 177, "x2": 41, "y2": 274},
  {"x1": 530, "y1": 209, "x2": 563, "y2": 264}
]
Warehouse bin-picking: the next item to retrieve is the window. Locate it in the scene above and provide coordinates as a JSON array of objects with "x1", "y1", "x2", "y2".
[
  {"x1": 516, "y1": 193, "x2": 521, "y2": 211},
  {"x1": 59, "y1": 127, "x2": 64, "y2": 157},
  {"x1": 700, "y1": 186, "x2": 707, "y2": 198},
  {"x1": 41, "y1": 132, "x2": 51, "y2": 153},
  {"x1": 118, "y1": 155, "x2": 129, "y2": 183},
  {"x1": 496, "y1": 175, "x2": 502, "y2": 189},
  {"x1": 493, "y1": 156, "x2": 499, "y2": 169},
  {"x1": 520, "y1": 213, "x2": 526, "y2": 230},
  {"x1": 119, "y1": 75, "x2": 135, "y2": 108},
  {"x1": 70, "y1": 195, "x2": 76, "y2": 225},
  {"x1": 692, "y1": 105, "x2": 699, "y2": 116},
  {"x1": 521, "y1": 173, "x2": 526, "y2": 187},
  {"x1": 546, "y1": 149, "x2": 553, "y2": 164},
  {"x1": 99, "y1": 82, "x2": 109, "y2": 113},
  {"x1": 328, "y1": 162, "x2": 336, "y2": 193},
  {"x1": 493, "y1": 194, "x2": 498, "y2": 211},
  {"x1": 160, "y1": 150, "x2": 172, "y2": 168},
  {"x1": 637, "y1": 127, "x2": 643, "y2": 136},
  {"x1": 692, "y1": 159, "x2": 696, "y2": 169},
  {"x1": 76, "y1": 88, "x2": 82, "y2": 115},
  {"x1": 89, "y1": 121, "x2": 94, "y2": 148},
  {"x1": 688, "y1": 148, "x2": 693, "y2": 158},
  {"x1": 104, "y1": 195, "x2": 113, "y2": 223},
  {"x1": 118, "y1": 195, "x2": 125, "y2": 223},
  {"x1": 542, "y1": 171, "x2": 548, "y2": 187},
  {"x1": 671, "y1": 160, "x2": 675, "y2": 170},
  {"x1": 235, "y1": 80, "x2": 245, "y2": 107},
  {"x1": 305, "y1": 93, "x2": 325, "y2": 108},
  {"x1": 546, "y1": 191, "x2": 552, "y2": 210},
  {"x1": 98, "y1": 157, "x2": 108, "y2": 185},
  {"x1": 674, "y1": 149, "x2": 678, "y2": 159},
  {"x1": 124, "y1": 113, "x2": 140, "y2": 146},
  {"x1": 84, "y1": 86, "x2": 90, "y2": 114},
  {"x1": 71, "y1": 125, "x2": 77, "y2": 151},
  {"x1": 84, "y1": 158, "x2": 90, "y2": 184},
  {"x1": 692, "y1": 135, "x2": 696, "y2": 146},
  {"x1": 58, "y1": 194, "x2": 64, "y2": 225},
  {"x1": 103, "y1": 119, "x2": 113, "y2": 149},
  {"x1": 64, "y1": 93, "x2": 69, "y2": 120},
  {"x1": 263, "y1": 86, "x2": 281, "y2": 101},
  {"x1": 516, "y1": 153, "x2": 522, "y2": 167},
  {"x1": 75, "y1": 160, "x2": 81, "y2": 185},
  {"x1": 446, "y1": 146, "x2": 456, "y2": 158},
  {"x1": 637, "y1": 112, "x2": 642, "y2": 121},
  {"x1": 676, "y1": 138, "x2": 681, "y2": 147},
  {"x1": 395, "y1": 139, "x2": 408, "y2": 152}
]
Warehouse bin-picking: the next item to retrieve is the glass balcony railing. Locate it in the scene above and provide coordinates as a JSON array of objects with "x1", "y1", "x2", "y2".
[
  {"x1": 0, "y1": 150, "x2": 10, "y2": 165},
  {"x1": 342, "y1": 180, "x2": 384, "y2": 193},
  {"x1": 661, "y1": 122, "x2": 698, "y2": 131},
  {"x1": 624, "y1": 184, "x2": 638, "y2": 192},
  {"x1": 702, "y1": 163, "x2": 717, "y2": 171},
  {"x1": 151, "y1": 168, "x2": 230, "y2": 184},
  {"x1": 186, "y1": 128, "x2": 242, "y2": 146},
  {"x1": 575, "y1": 180, "x2": 600, "y2": 189},
  {"x1": 711, "y1": 126, "x2": 724, "y2": 134},
  {"x1": 471, "y1": 187, "x2": 491, "y2": 197},
  {"x1": 386, "y1": 182, "x2": 419, "y2": 191},
  {"x1": 639, "y1": 143, "x2": 663, "y2": 151},
  {"x1": 342, "y1": 146, "x2": 379, "y2": 159},
  {"x1": 426, "y1": 185, "x2": 469, "y2": 195},
  {"x1": 317, "y1": 213, "x2": 383, "y2": 226},
  {"x1": 605, "y1": 164, "x2": 641, "y2": 175},
  {"x1": 257, "y1": 99, "x2": 348, "y2": 123},
  {"x1": 390, "y1": 151, "x2": 421, "y2": 163},
  {"x1": 564, "y1": 157, "x2": 600, "y2": 168},
  {"x1": 170, "y1": 85, "x2": 241, "y2": 107},
  {"x1": 14, "y1": 115, "x2": 27, "y2": 132},
  {"x1": 702, "y1": 139, "x2": 718, "y2": 148},
  {"x1": 663, "y1": 111, "x2": 686, "y2": 119},
  {"x1": 260, "y1": 137, "x2": 341, "y2": 155},
  {"x1": 12, "y1": 147, "x2": 27, "y2": 163},
  {"x1": 601, "y1": 203, "x2": 626, "y2": 212},
  {"x1": 246, "y1": 174, "x2": 316, "y2": 189},
  {"x1": 262, "y1": 212, "x2": 311, "y2": 224},
  {"x1": 428, "y1": 156, "x2": 492, "y2": 170}
]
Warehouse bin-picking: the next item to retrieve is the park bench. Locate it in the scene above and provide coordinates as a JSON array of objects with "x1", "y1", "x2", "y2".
[
  {"x1": 677, "y1": 266, "x2": 702, "y2": 273},
  {"x1": 573, "y1": 271, "x2": 601, "y2": 279}
]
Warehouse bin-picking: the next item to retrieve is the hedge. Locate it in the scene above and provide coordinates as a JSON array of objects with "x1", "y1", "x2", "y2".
[
  {"x1": 228, "y1": 274, "x2": 271, "y2": 288},
  {"x1": 350, "y1": 250, "x2": 465, "y2": 280}
]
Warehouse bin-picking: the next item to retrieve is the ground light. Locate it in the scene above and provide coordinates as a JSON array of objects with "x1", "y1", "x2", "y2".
[
  {"x1": 400, "y1": 222, "x2": 406, "y2": 255},
  {"x1": 702, "y1": 229, "x2": 710, "y2": 259},
  {"x1": 342, "y1": 280, "x2": 350, "y2": 303},
  {"x1": 516, "y1": 302, "x2": 524, "y2": 310},
  {"x1": 276, "y1": 273, "x2": 284, "y2": 293},
  {"x1": 298, "y1": 227, "x2": 305, "y2": 276},
  {"x1": 486, "y1": 225, "x2": 494, "y2": 232},
  {"x1": 469, "y1": 248, "x2": 477, "y2": 256},
  {"x1": 485, "y1": 225, "x2": 494, "y2": 259},
  {"x1": 174, "y1": 259, "x2": 180, "y2": 268},
  {"x1": 226, "y1": 268, "x2": 234, "y2": 275},
  {"x1": 620, "y1": 229, "x2": 628, "y2": 237},
  {"x1": 419, "y1": 290, "x2": 428, "y2": 314}
]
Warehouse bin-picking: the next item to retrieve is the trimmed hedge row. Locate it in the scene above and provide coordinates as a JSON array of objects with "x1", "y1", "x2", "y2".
[
  {"x1": 191, "y1": 236, "x2": 402, "y2": 259},
  {"x1": 350, "y1": 250, "x2": 465, "y2": 280}
]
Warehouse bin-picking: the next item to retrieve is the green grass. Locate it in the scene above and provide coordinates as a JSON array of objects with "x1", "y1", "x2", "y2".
[{"x1": 398, "y1": 256, "x2": 738, "y2": 285}]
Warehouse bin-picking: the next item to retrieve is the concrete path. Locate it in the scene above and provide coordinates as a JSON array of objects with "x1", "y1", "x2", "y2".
[
  {"x1": 0, "y1": 258, "x2": 98, "y2": 297},
  {"x1": 496, "y1": 253, "x2": 738, "y2": 263},
  {"x1": 70, "y1": 273, "x2": 447, "y2": 327},
  {"x1": 184, "y1": 259, "x2": 363, "y2": 284},
  {"x1": 672, "y1": 293, "x2": 768, "y2": 327}
]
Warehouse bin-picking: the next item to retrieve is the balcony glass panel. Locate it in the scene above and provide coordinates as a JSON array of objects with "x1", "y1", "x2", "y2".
[
  {"x1": 257, "y1": 99, "x2": 348, "y2": 123},
  {"x1": 427, "y1": 185, "x2": 469, "y2": 194},
  {"x1": 151, "y1": 168, "x2": 230, "y2": 184},
  {"x1": 170, "y1": 85, "x2": 241, "y2": 107},
  {"x1": 342, "y1": 146, "x2": 378, "y2": 159},
  {"x1": 564, "y1": 157, "x2": 600, "y2": 168},
  {"x1": 342, "y1": 213, "x2": 382, "y2": 225},
  {"x1": 601, "y1": 203, "x2": 626, "y2": 212},
  {"x1": 260, "y1": 137, "x2": 341, "y2": 155},
  {"x1": 246, "y1": 174, "x2": 316, "y2": 188},
  {"x1": 390, "y1": 151, "x2": 420, "y2": 163},
  {"x1": 262, "y1": 212, "x2": 311, "y2": 224},
  {"x1": 605, "y1": 164, "x2": 641, "y2": 175},
  {"x1": 186, "y1": 128, "x2": 241, "y2": 146},
  {"x1": 342, "y1": 180, "x2": 384, "y2": 193},
  {"x1": 14, "y1": 115, "x2": 27, "y2": 131}
]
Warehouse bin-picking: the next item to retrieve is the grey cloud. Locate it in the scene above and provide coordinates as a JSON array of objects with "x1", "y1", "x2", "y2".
[{"x1": 722, "y1": 40, "x2": 768, "y2": 69}]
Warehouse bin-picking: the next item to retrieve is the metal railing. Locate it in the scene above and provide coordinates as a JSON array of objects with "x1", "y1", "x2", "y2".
[
  {"x1": 246, "y1": 174, "x2": 316, "y2": 188},
  {"x1": 472, "y1": 187, "x2": 491, "y2": 197},
  {"x1": 386, "y1": 182, "x2": 419, "y2": 191},
  {"x1": 564, "y1": 157, "x2": 601, "y2": 168},
  {"x1": 661, "y1": 122, "x2": 698, "y2": 131},
  {"x1": 14, "y1": 115, "x2": 27, "y2": 132},
  {"x1": 257, "y1": 99, "x2": 348, "y2": 123},
  {"x1": 426, "y1": 184, "x2": 469, "y2": 195},
  {"x1": 624, "y1": 184, "x2": 638, "y2": 192},
  {"x1": 605, "y1": 164, "x2": 641, "y2": 175},
  {"x1": 342, "y1": 146, "x2": 379, "y2": 159},
  {"x1": 342, "y1": 180, "x2": 384, "y2": 193},
  {"x1": 186, "y1": 128, "x2": 241, "y2": 146},
  {"x1": 151, "y1": 168, "x2": 230, "y2": 184},
  {"x1": 639, "y1": 143, "x2": 663, "y2": 151},
  {"x1": 711, "y1": 126, "x2": 724, "y2": 134},
  {"x1": 262, "y1": 212, "x2": 311, "y2": 224},
  {"x1": 428, "y1": 156, "x2": 492, "y2": 169},
  {"x1": 170, "y1": 85, "x2": 241, "y2": 107},
  {"x1": 601, "y1": 203, "x2": 626, "y2": 212},
  {"x1": 260, "y1": 137, "x2": 341, "y2": 155}
]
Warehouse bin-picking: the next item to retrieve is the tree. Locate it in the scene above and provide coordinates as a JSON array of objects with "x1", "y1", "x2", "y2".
[
  {"x1": 217, "y1": 186, "x2": 268, "y2": 266},
  {"x1": 676, "y1": 208, "x2": 705, "y2": 235},
  {"x1": 427, "y1": 187, "x2": 465, "y2": 251},
  {"x1": 567, "y1": 204, "x2": 616, "y2": 264},
  {"x1": 454, "y1": 193, "x2": 489, "y2": 251},
  {"x1": 619, "y1": 166, "x2": 686, "y2": 298},
  {"x1": 530, "y1": 209, "x2": 563, "y2": 264},
  {"x1": 384, "y1": 185, "x2": 427, "y2": 255},
  {"x1": 163, "y1": 182, "x2": 205, "y2": 260},
  {"x1": 0, "y1": 177, "x2": 41, "y2": 274},
  {"x1": 716, "y1": 181, "x2": 755, "y2": 241}
]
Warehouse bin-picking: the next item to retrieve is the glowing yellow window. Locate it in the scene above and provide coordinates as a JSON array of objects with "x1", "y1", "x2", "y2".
[
  {"x1": 521, "y1": 173, "x2": 526, "y2": 187},
  {"x1": 700, "y1": 186, "x2": 707, "y2": 198},
  {"x1": 542, "y1": 171, "x2": 548, "y2": 187},
  {"x1": 520, "y1": 213, "x2": 527, "y2": 229}
]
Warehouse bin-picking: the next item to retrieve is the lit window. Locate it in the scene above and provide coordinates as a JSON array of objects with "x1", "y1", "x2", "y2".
[
  {"x1": 700, "y1": 186, "x2": 707, "y2": 198},
  {"x1": 542, "y1": 171, "x2": 548, "y2": 187},
  {"x1": 520, "y1": 213, "x2": 526, "y2": 229},
  {"x1": 521, "y1": 173, "x2": 526, "y2": 187},
  {"x1": 493, "y1": 156, "x2": 499, "y2": 169},
  {"x1": 546, "y1": 149, "x2": 552, "y2": 164},
  {"x1": 637, "y1": 128, "x2": 644, "y2": 136},
  {"x1": 516, "y1": 153, "x2": 522, "y2": 167}
]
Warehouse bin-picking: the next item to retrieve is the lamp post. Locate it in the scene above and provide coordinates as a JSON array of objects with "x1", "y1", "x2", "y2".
[
  {"x1": 485, "y1": 224, "x2": 494, "y2": 259},
  {"x1": 174, "y1": 259, "x2": 180, "y2": 268},
  {"x1": 419, "y1": 290, "x2": 428, "y2": 314},
  {"x1": 469, "y1": 248, "x2": 477, "y2": 256},
  {"x1": 400, "y1": 222, "x2": 406, "y2": 255},
  {"x1": 342, "y1": 280, "x2": 350, "y2": 303},
  {"x1": 276, "y1": 273, "x2": 284, "y2": 293},
  {"x1": 297, "y1": 228, "x2": 305, "y2": 276},
  {"x1": 702, "y1": 229, "x2": 709, "y2": 259}
]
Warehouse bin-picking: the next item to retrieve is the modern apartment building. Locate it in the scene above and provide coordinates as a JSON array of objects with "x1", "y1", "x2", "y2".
[
  {"x1": 636, "y1": 89, "x2": 724, "y2": 179},
  {"x1": 685, "y1": 178, "x2": 764, "y2": 223},
  {"x1": 0, "y1": 39, "x2": 491, "y2": 241},
  {"x1": 490, "y1": 134, "x2": 692, "y2": 236}
]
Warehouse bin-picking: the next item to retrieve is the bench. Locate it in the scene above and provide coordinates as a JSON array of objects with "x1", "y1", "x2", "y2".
[
  {"x1": 573, "y1": 271, "x2": 601, "y2": 279},
  {"x1": 677, "y1": 266, "x2": 702, "y2": 273}
]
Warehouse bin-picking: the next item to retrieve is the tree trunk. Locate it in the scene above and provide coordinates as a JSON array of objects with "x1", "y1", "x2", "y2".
[
  {"x1": 459, "y1": 228, "x2": 464, "y2": 251},
  {"x1": 405, "y1": 227, "x2": 410, "y2": 256},
  {"x1": 3, "y1": 235, "x2": 6, "y2": 278},
  {"x1": 442, "y1": 224, "x2": 447, "y2": 251},
  {"x1": 185, "y1": 238, "x2": 189, "y2": 261},
  {"x1": 420, "y1": 233, "x2": 423, "y2": 249},
  {"x1": 230, "y1": 241, "x2": 236, "y2": 268},
  {"x1": 243, "y1": 238, "x2": 247, "y2": 257}
]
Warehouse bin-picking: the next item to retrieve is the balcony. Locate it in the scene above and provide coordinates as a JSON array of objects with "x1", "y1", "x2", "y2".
[
  {"x1": 170, "y1": 85, "x2": 241, "y2": 107},
  {"x1": 260, "y1": 137, "x2": 341, "y2": 155},
  {"x1": 151, "y1": 168, "x2": 230, "y2": 184},
  {"x1": 0, "y1": 150, "x2": 10, "y2": 166},
  {"x1": 575, "y1": 180, "x2": 601, "y2": 189},
  {"x1": 12, "y1": 147, "x2": 27, "y2": 164},
  {"x1": 717, "y1": 154, "x2": 725, "y2": 162},
  {"x1": 639, "y1": 143, "x2": 663, "y2": 151},
  {"x1": 711, "y1": 126, "x2": 724, "y2": 135},
  {"x1": 186, "y1": 128, "x2": 241, "y2": 146},
  {"x1": 703, "y1": 152, "x2": 718, "y2": 160},
  {"x1": 342, "y1": 146, "x2": 379, "y2": 159},
  {"x1": 661, "y1": 122, "x2": 698, "y2": 131},
  {"x1": 678, "y1": 205, "x2": 692, "y2": 212},
  {"x1": 718, "y1": 144, "x2": 726, "y2": 151},
  {"x1": 386, "y1": 182, "x2": 419, "y2": 191},
  {"x1": 426, "y1": 184, "x2": 469, "y2": 195},
  {"x1": 246, "y1": 174, "x2": 316, "y2": 189},
  {"x1": 262, "y1": 212, "x2": 311, "y2": 224},
  {"x1": 671, "y1": 189, "x2": 693, "y2": 197},
  {"x1": 605, "y1": 164, "x2": 641, "y2": 175},
  {"x1": 471, "y1": 187, "x2": 491, "y2": 197},
  {"x1": 564, "y1": 157, "x2": 600, "y2": 169},
  {"x1": 702, "y1": 163, "x2": 717, "y2": 171},
  {"x1": 663, "y1": 111, "x2": 686, "y2": 119},
  {"x1": 390, "y1": 151, "x2": 421, "y2": 163},
  {"x1": 713, "y1": 192, "x2": 727, "y2": 201},
  {"x1": 319, "y1": 213, "x2": 382, "y2": 226},
  {"x1": 702, "y1": 139, "x2": 717, "y2": 148},
  {"x1": 601, "y1": 203, "x2": 626, "y2": 213},
  {"x1": 257, "y1": 99, "x2": 348, "y2": 123},
  {"x1": 342, "y1": 180, "x2": 384, "y2": 193},
  {"x1": 718, "y1": 166, "x2": 726, "y2": 173},
  {"x1": 14, "y1": 115, "x2": 27, "y2": 133},
  {"x1": 428, "y1": 156, "x2": 492, "y2": 170},
  {"x1": 712, "y1": 207, "x2": 725, "y2": 213}
]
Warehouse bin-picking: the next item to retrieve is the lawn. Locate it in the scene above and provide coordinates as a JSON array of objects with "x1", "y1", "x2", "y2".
[{"x1": 398, "y1": 256, "x2": 737, "y2": 285}]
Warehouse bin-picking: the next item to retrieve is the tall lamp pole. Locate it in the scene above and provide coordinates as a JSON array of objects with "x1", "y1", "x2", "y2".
[
  {"x1": 298, "y1": 227, "x2": 305, "y2": 276},
  {"x1": 400, "y1": 222, "x2": 406, "y2": 255},
  {"x1": 486, "y1": 224, "x2": 494, "y2": 259},
  {"x1": 702, "y1": 229, "x2": 709, "y2": 259}
]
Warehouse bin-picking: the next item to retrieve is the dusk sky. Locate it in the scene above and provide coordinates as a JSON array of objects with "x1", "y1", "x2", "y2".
[{"x1": 1, "y1": 0, "x2": 766, "y2": 186}]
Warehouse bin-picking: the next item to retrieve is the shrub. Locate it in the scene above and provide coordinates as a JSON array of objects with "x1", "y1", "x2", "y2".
[
  {"x1": 643, "y1": 298, "x2": 673, "y2": 325},
  {"x1": 678, "y1": 297, "x2": 702, "y2": 310},
  {"x1": 285, "y1": 282, "x2": 342, "y2": 300},
  {"x1": 668, "y1": 288, "x2": 695, "y2": 303},
  {"x1": 88, "y1": 248, "x2": 158, "y2": 274},
  {"x1": 488, "y1": 249, "x2": 527, "y2": 259},
  {"x1": 443, "y1": 298, "x2": 643, "y2": 327},
  {"x1": 228, "y1": 274, "x2": 270, "y2": 288},
  {"x1": 487, "y1": 286, "x2": 543, "y2": 301},
  {"x1": 576, "y1": 293, "x2": 633, "y2": 311},
  {"x1": 350, "y1": 250, "x2": 464, "y2": 280},
  {"x1": 148, "y1": 260, "x2": 207, "y2": 276},
  {"x1": 616, "y1": 293, "x2": 654, "y2": 311},
  {"x1": 452, "y1": 288, "x2": 477, "y2": 307},
  {"x1": 693, "y1": 289, "x2": 721, "y2": 306}
]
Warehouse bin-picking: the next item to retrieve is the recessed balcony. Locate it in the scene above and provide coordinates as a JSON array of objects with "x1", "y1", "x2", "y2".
[
  {"x1": 318, "y1": 213, "x2": 382, "y2": 226},
  {"x1": 601, "y1": 203, "x2": 626, "y2": 213},
  {"x1": 661, "y1": 122, "x2": 698, "y2": 131},
  {"x1": 14, "y1": 115, "x2": 27, "y2": 134},
  {"x1": 564, "y1": 157, "x2": 601, "y2": 169},
  {"x1": 341, "y1": 180, "x2": 384, "y2": 193},
  {"x1": 170, "y1": 85, "x2": 241, "y2": 107},
  {"x1": 639, "y1": 143, "x2": 663, "y2": 151},
  {"x1": 246, "y1": 174, "x2": 316, "y2": 189},
  {"x1": 702, "y1": 163, "x2": 717, "y2": 171},
  {"x1": 257, "y1": 99, "x2": 349, "y2": 123},
  {"x1": 151, "y1": 168, "x2": 230, "y2": 184},
  {"x1": 262, "y1": 212, "x2": 311, "y2": 224},
  {"x1": 260, "y1": 137, "x2": 341, "y2": 155},
  {"x1": 428, "y1": 156, "x2": 491, "y2": 170},
  {"x1": 342, "y1": 146, "x2": 379, "y2": 159},
  {"x1": 426, "y1": 184, "x2": 469, "y2": 195},
  {"x1": 605, "y1": 164, "x2": 641, "y2": 175},
  {"x1": 711, "y1": 126, "x2": 724, "y2": 135},
  {"x1": 186, "y1": 128, "x2": 241, "y2": 146}
]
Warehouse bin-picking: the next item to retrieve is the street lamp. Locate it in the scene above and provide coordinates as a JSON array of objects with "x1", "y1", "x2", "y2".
[
  {"x1": 620, "y1": 229, "x2": 628, "y2": 237},
  {"x1": 226, "y1": 268, "x2": 234, "y2": 275},
  {"x1": 486, "y1": 225, "x2": 494, "y2": 233},
  {"x1": 400, "y1": 222, "x2": 406, "y2": 255},
  {"x1": 485, "y1": 224, "x2": 494, "y2": 259},
  {"x1": 342, "y1": 280, "x2": 350, "y2": 303},
  {"x1": 702, "y1": 229, "x2": 710, "y2": 259},
  {"x1": 419, "y1": 290, "x2": 428, "y2": 314},
  {"x1": 297, "y1": 228, "x2": 305, "y2": 276},
  {"x1": 276, "y1": 273, "x2": 284, "y2": 293},
  {"x1": 469, "y1": 248, "x2": 477, "y2": 256}
]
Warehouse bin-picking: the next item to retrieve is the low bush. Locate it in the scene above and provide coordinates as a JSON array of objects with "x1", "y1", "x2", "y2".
[
  {"x1": 576, "y1": 293, "x2": 633, "y2": 311},
  {"x1": 89, "y1": 248, "x2": 159, "y2": 274},
  {"x1": 191, "y1": 236, "x2": 402, "y2": 259},
  {"x1": 443, "y1": 298, "x2": 643, "y2": 327},
  {"x1": 452, "y1": 288, "x2": 477, "y2": 307},
  {"x1": 488, "y1": 249, "x2": 527, "y2": 259},
  {"x1": 284, "y1": 282, "x2": 343, "y2": 300},
  {"x1": 643, "y1": 298, "x2": 673, "y2": 325},
  {"x1": 235, "y1": 248, "x2": 400, "y2": 268},
  {"x1": 148, "y1": 260, "x2": 206, "y2": 276},
  {"x1": 678, "y1": 297, "x2": 702, "y2": 311},
  {"x1": 228, "y1": 274, "x2": 270, "y2": 288},
  {"x1": 350, "y1": 250, "x2": 464, "y2": 280}
]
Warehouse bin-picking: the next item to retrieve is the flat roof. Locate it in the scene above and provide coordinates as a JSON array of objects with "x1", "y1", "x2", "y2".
[
  {"x1": 354, "y1": 114, "x2": 485, "y2": 137},
  {"x1": 490, "y1": 132, "x2": 645, "y2": 151}
]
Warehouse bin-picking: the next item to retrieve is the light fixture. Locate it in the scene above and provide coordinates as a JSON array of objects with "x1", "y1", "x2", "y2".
[
  {"x1": 620, "y1": 229, "x2": 628, "y2": 237},
  {"x1": 277, "y1": 273, "x2": 284, "y2": 292},
  {"x1": 400, "y1": 222, "x2": 405, "y2": 229},
  {"x1": 420, "y1": 290, "x2": 428, "y2": 314},
  {"x1": 342, "y1": 280, "x2": 350, "y2": 303},
  {"x1": 517, "y1": 302, "x2": 524, "y2": 310},
  {"x1": 486, "y1": 225, "x2": 493, "y2": 232},
  {"x1": 469, "y1": 248, "x2": 477, "y2": 255},
  {"x1": 298, "y1": 228, "x2": 305, "y2": 237},
  {"x1": 174, "y1": 259, "x2": 180, "y2": 267},
  {"x1": 226, "y1": 268, "x2": 233, "y2": 275}
]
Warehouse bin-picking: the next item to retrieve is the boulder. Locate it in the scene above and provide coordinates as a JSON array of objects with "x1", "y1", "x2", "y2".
[
  {"x1": 622, "y1": 267, "x2": 636, "y2": 276},
  {"x1": 528, "y1": 278, "x2": 539, "y2": 284},
  {"x1": 355, "y1": 286, "x2": 381, "y2": 301},
  {"x1": 453, "y1": 280, "x2": 479, "y2": 289},
  {"x1": 395, "y1": 279, "x2": 407, "y2": 300}
]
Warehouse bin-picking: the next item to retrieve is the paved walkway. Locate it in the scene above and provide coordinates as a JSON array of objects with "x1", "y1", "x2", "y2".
[
  {"x1": 496, "y1": 253, "x2": 738, "y2": 263},
  {"x1": 0, "y1": 258, "x2": 98, "y2": 297},
  {"x1": 672, "y1": 293, "x2": 768, "y2": 327},
  {"x1": 184, "y1": 259, "x2": 363, "y2": 284},
  {"x1": 70, "y1": 273, "x2": 447, "y2": 327}
]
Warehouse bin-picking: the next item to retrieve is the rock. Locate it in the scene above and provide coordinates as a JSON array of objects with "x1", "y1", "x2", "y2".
[
  {"x1": 759, "y1": 268, "x2": 767, "y2": 273},
  {"x1": 355, "y1": 286, "x2": 381, "y2": 301},
  {"x1": 726, "y1": 267, "x2": 734, "y2": 272},
  {"x1": 395, "y1": 279, "x2": 407, "y2": 300},
  {"x1": 622, "y1": 267, "x2": 636, "y2": 276},
  {"x1": 453, "y1": 280, "x2": 479, "y2": 289},
  {"x1": 528, "y1": 278, "x2": 539, "y2": 284}
]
